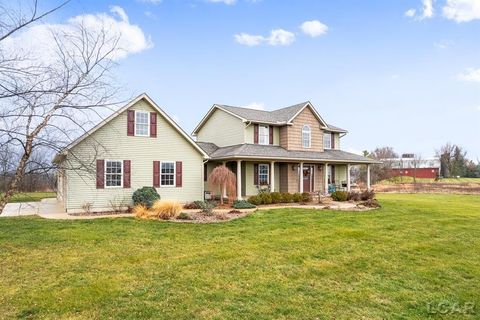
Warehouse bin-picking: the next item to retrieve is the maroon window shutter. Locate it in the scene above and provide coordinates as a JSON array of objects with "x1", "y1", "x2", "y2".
[
  {"x1": 176, "y1": 161, "x2": 183, "y2": 187},
  {"x1": 331, "y1": 165, "x2": 335, "y2": 184},
  {"x1": 123, "y1": 160, "x2": 131, "y2": 188},
  {"x1": 153, "y1": 161, "x2": 160, "y2": 187},
  {"x1": 96, "y1": 159, "x2": 104, "y2": 189},
  {"x1": 150, "y1": 112, "x2": 157, "y2": 138},
  {"x1": 331, "y1": 132, "x2": 335, "y2": 149},
  {"x1": 204, "y1": 163, "x2": 208, "y2": 182},
  {"x1": 254, "y1": 124, "x2": 259, "y2": 144},
  {"x1": 269, "y1": 126, "x2": 273, "y2": 145},
  {"x1": 127, "y1": 110, "x2": 135, "y2": 136},
  {"x1": 254, "y1": 163, "x2": 259, "y2": 185}
]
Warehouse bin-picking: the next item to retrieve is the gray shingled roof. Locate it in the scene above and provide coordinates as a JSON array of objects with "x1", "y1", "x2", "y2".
[
  {"x1": 217, "y1": 102, "x2": 347, "y2": 132},
  {"x1": 196, "y1": 142, "x2": 378, "y2": 163}
]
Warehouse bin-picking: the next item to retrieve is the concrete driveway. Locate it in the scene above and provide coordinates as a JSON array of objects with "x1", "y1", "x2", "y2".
[{"x1": 1, "y1": 198, "x2": 132, "y2": 219}]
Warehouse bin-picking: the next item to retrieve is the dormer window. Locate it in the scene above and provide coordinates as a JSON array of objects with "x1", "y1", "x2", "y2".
[
  {"x1": 302, "y1": 125, "x2": 311, "y2": 148},
  {"x1": 259, "y1": 125, "x2": 269, "y2": 145},
  {"x1": 135, "y1": 111, "x2": 150, "y2": 136},
  {"x1": 323, "y1": 131, "x2": 332, "y2": 149}
]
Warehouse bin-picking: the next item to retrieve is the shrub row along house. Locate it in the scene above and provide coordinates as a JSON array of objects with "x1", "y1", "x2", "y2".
[{"x1": 54, "y1": 93, "x2": 377, "y2": 213}]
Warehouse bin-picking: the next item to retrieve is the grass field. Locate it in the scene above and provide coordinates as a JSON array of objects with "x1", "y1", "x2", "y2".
[
  {"x1": 0, "y1": 194, "x2": 479, "y2": 319},
  {"x1": 0, "y1": 192, "x2": 56, "y2": 203}
]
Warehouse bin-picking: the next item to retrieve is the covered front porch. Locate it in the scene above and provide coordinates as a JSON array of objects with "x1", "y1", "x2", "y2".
[{"x1": 204, "y1": 159, "x2": 372, "y2": 200}]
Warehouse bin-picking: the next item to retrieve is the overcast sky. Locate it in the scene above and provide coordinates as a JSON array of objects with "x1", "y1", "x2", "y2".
[{"x1": 26, "y1": 0, "x2": 480, "y2": 159}]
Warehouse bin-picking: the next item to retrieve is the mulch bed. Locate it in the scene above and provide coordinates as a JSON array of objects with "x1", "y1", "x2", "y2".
[{"x1": 174, "y1": 210, "x2": 251, "y2": 223}]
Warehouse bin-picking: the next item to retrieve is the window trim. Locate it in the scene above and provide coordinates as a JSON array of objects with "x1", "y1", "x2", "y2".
[
  {"x1": 258, "y1": 125, "x2": 270, "y2": 145},
  {"x1": 134, "y1": 110, "x2": 150, "y2": 137},
  {"x1": 323, "y1": 131, "x2": 332, "y2": 149},
  {"x1": 104, "y1": 159, "x2": 123, "y2": 189},
  {"x1": 302, "y1": 125, "x2": 311, "y2": 148},
  {"x1": 258, "y1": 163, "x2": 269, "y2": 185},
  {"x1": 160, "y1": 161, "x2": 176, "y2": 188}
]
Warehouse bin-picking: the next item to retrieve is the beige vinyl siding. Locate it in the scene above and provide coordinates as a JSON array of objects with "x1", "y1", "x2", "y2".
[
  {"x1": 245, "y1": 125, "x2": 280, "y2": 145},
  {"x1": 333, "y1": 133, "x2": 341, "y2": 150},
  {"x1": 63, "y1": 99, "x2": 204, "y2": 213},
  {"x1": 334, "y1": 165, "x2": 347, "y2": 184},
  {"x1": 196, "y1": 109, "x2": 245, "y2": 147},
  {"x1": 243, "y1": 162, "x2": 279, "y2": 196}
]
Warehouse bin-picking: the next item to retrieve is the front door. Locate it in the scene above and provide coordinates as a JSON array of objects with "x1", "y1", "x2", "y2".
[{"x1": 303, "y1": 166, "x2": 312, "y2": 192}]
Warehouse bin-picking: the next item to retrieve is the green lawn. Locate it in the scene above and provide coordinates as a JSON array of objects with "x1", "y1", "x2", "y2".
[
  {"x1": 0, "y1": 194, "x2": 479, "y2": 319},
  {"x1": 0, "y1": 192, "x2": 56, "y2": 203}
]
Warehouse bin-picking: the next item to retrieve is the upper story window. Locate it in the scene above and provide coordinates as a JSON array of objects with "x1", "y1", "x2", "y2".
[
  {"x1": 258, "y1": 164, "x2": 269, "y2": 185},
  {"x1": 161, "y1": 162, "x2": 175, "y2": 186},
  {"x1": 135, "y1": 111, "x2": 150, "y2": 136},
  {"x1": 323, "y1": 132, "x2": 332, "y2": 149},
  {"x1": 302, "y1": 125, "x2": 311, "y2": 148},
  {"x1": 105, "y1": 160, "x2": 123, "y2": 188},
  {"x1": 259, "y1": 125, "x2": 269, "y2": 145}
]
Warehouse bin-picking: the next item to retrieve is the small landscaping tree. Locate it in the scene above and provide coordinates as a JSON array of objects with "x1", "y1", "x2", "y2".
[{"x1": 208, "y1": 165, "x2": 236, "y2": 205}]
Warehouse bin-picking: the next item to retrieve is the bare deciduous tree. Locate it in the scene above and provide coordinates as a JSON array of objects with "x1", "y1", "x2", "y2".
[{"x1": 0, "y1": 1, "x2": 124, "y2": 213}]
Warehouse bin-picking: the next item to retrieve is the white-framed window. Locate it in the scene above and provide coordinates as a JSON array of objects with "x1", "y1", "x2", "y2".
[
  {"x1": 135, "y1": 111, "x2": 150, "y2": 136},
  {"x1": 105, "y1": 160, "x2": 123, "y2": 188},
  {"x1": 258, "y1": 164, "x2": 269, "y2": 185},
  {"x1": 323, "y1": 132, "x2": 332, "y2": 149},
  {"x1": 161, "y1": 162, "x2": 175, "y2": 186},
  {"x1": 302, "y1": 125, "x2": 311, "y2": 148},
  {"x1": 259, "y1": 125, "x2": 269, "y2": 145}
]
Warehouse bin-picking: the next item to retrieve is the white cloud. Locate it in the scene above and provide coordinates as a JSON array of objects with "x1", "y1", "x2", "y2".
[
  {"x1": 138, "y1": 0, "x2": 163, "y2": 4},
  {"x1": 443, "y1": 0, "x2": 480, "y2": 22},
  {"x1": 406, "y1": 0, "x2": 435, "y2": 20},
  {"x1": 241, "y1": 102, "x2": 265, "y2": 110},
  {"x1": 300, "y1": 20, "x2": 328, "y2": 37},
  {"x1": 267, "y1": 29, "x2": 295, "y2": 46},
  {"x1": 234, "y1": 33, "x2": 264, "y2": 46},
  {"x1": 235, "y1": 29, "x2": 295, "y2": 46},
  {"x1": 458, "y1": 68, "x2": 480, "y2": 82},
  {"x1": 1, "y1": 6, "x2": 152, "y2": 63},
  {"x1": 405, "y1": 9, "x2": 416, "y2": 17},
  {"x1": 391, "y1": 74, "x2": 400, "y2": 80},
  {"x1": 434, "y1": 39, "x2": 453, "y2": 49},
  {"x1": 206, "y1": 0, "x2": 237, "y2": 4}
]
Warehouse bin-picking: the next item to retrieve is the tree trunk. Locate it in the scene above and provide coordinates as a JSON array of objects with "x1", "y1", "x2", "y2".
[{"x1": 0, "y1": 137, "x2": 33, "y2": 214}]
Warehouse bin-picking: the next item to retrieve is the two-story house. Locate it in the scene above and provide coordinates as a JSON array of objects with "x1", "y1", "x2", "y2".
[
  {"x1": 193, "y1": 102, "x2": 376, "y2": 199},
  {"x1": 54, "y1": 94, "x2": 376, "y2": 213}
]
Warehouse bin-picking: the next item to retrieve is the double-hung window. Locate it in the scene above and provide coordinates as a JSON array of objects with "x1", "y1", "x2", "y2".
[
  {"x1": 302, "y1": 125, "x2": 311, "y2": 148},
  {"x1": 161, "y1": 162, "x2": 175, "y2": 186},
  {"x1": 259, "y1": 125, "x2": 269, "y2": 145},
  {"x1": 105, "y1": 160, "x2": 123, "y2": 187},
  {"x1": 323, "y1": 132, "x2": 332, "y2": 149},
  {"x1": 135, "y1": 111, "x2": 149, "y2": 136},
  {"x1": 258, "y1": 164, "x2": 269, "y2": 185}
]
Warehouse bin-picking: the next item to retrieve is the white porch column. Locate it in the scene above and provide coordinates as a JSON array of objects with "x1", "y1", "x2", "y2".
[
  {"x1": 324, "y1": 163, "x2": 329, "y2": 194},
  {"x1": 237, "y1": 160, "x2": 242, "y2": 200},
  {"x1": 270, "y1": 161, "x2": 275, "y2": 192},
  {"x1": 222, "y1": 161, "x2": 227, "y2": 198},
  {"x1": 347, "y1": 164, "x2": 351, "y2": 191},
  {"x1": 299, "y1": 162, "x2": 304, "y2": 193},
  {"x1": 367, "y1": 164, "x2": 371, "y2": 190}
]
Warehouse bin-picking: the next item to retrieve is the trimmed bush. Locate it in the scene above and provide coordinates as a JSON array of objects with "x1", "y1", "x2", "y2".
[
  {"x1": 232, "y1": 200, "x2": 256, "y2": 209},
  {"x1": 347, "y1": 191, "x2": 361, "y2": 201},
  {"x1": 360, "y1": 190, "x2": 375, "y2": 201},
  {"x1": 132, "y1": 187, "x2": 160, "y2": 208},
  {"x1": 331, "y1": 191, "x2": 348, "y2": 202},
  {"x1": 292, "y1": 192, "x2": 303, "y2": 203},
  {"x1": 151, "y1": 200, "x2": 182, "y2": 220},
  {"x1": 270, "y1": 192, "x2": 282, "y2": 204},
  {"x1": 301, "y1": 192, "x2": 312, "y2": 203},
  {"x1": 199, "y1": 201, "x2": 215, "y2": 215},
  {"x1": 248, "y1": 195, "x2": 262, "y2": 206},
  {"x1": 177, "y1": 212, "x2": 192, "y2": 220},
  {"x1": 259, "y1": 192, "x2": 272, "y2": 205},
  {"x1": 281, "y1": 192, "x2": 293, "y2": 203}
]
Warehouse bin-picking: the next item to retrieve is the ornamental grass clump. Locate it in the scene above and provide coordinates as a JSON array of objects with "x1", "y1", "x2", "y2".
[
  {"x1": 151, "y1": 200, "x2": 182, "y2": 220},
  {"x1": 133, "y1": 204, "x2": 150, "y2": 219}
]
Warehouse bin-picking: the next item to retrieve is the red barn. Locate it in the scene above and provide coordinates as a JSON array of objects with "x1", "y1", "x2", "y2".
[{"x1": 388, "y1": 155, "x2": 441, "y2": 179}]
